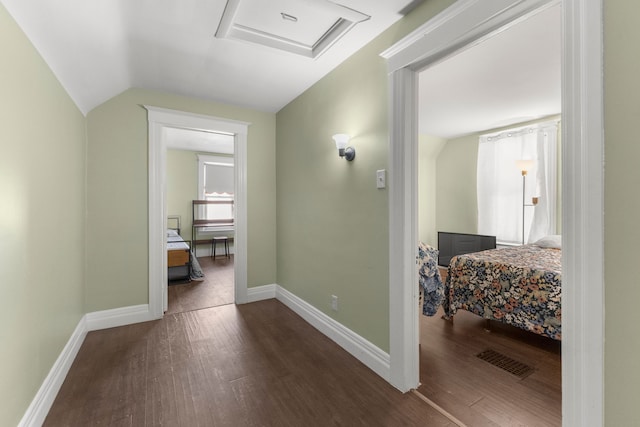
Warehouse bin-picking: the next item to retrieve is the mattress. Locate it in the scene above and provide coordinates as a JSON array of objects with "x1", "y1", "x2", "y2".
[{"x1": 444, "y1": 244, "x2": 562, "y2": 340}]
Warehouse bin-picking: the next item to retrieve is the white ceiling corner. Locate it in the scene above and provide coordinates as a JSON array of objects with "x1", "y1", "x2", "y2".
[{"x1": 216, "y1": 0, "x2": 370, "y2": 59}]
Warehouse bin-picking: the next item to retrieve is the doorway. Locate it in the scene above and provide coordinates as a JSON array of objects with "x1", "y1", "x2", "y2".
[
  {"x1": 415, "y1": 5, "x2": 562, "y2": 423},
  {"x1": 146, "y1": 106, "x2": 250, "y2": 318},
  {"x1": 165, "y1": 144, "x2": 236, "y2": 315},
  {"x1": 382, "y1": 0, "x2": 604, "y2": 425}
]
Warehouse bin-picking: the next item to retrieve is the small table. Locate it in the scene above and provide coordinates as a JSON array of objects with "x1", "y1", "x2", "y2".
[{"x1": 212, "y1": 236, "x2": 229, "y2": 259}]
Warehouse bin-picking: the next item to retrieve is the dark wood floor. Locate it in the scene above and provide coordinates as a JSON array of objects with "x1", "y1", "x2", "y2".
[
  {"x1": 167, "y1": 255, "x2": 234, "y2": 315},
  {"x1": 44, "y1": 300, "x2": 456, "y2": 426},
  {"x1": 418, "y1": 307, "x2": 561, "y2": 426}
]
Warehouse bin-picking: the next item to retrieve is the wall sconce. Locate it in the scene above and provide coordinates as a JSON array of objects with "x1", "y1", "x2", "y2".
[{"x1": 332, "y1": 134, "x2": 356, "y2": 161}]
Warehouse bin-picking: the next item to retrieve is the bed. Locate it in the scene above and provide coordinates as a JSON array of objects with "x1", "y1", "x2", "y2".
[
  {"x1": 167, "y1": 228, "x2": 191, "y2": 281},
  {"x1": 167, "y1": 216, "x2": 205, "y2": 283},
  {"x1": 443, "y1": 237, "x2": 562, "y2": 340}
]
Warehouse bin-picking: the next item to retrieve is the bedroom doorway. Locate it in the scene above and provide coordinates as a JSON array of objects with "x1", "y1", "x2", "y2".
[
  {"x1": 414, "y1": 5, "x2": 562, "y2": 424},
  {"x1": 146, "y1": 106, "x2": 250, "y2": 318},
  {"x1": 165, "y1": 145, "x2": 236, "y2": 315},
  {"x1": 382, "y1": 0, "x2": 604, "y2": 425}
]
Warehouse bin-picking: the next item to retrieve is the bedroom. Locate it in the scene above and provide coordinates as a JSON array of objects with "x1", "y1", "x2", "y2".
[
  {"x1": 416, "y1": 4, "x2": 562, "y2": 424},
  {"x1": 165, "y1": 128, "x2": 236, "y2": 314}
]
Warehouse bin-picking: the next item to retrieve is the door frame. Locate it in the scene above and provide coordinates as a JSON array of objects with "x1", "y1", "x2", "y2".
[
  {"x1": 381, "y1": 0, "x2": 603, "y2": 425},
  {"x1": 146, "y1": 106, "x2": 250, "y2": 316}
]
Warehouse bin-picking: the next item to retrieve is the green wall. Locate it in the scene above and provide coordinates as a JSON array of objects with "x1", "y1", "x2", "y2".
[
  {"x1": 432, "y1": 115, "x2": 562, "y2": 240},
  {"x1": 435, "y1": 133, "x2": 479, "y2": 235},
  {"x1": 166, "y1": 149, "x2": 199, "y2": 242},
  {"x1": 418, "y1": 134, "x2": 446, "y2": 246},
  {"x1": 85, "y1": 88, "x2": 276, "y2": 312},
  {"x1": 276, "y1": 0, "x2": 455, "y2": 352},
  {"x1": 166, "y1": 150, "x2": 235, "y2": 251},
  {"x1": 604, "y1": 2, "x2": 640, "y2": 424},
  {"x1": 0, "y1": 4, "x2": 86, "y2": 426}
]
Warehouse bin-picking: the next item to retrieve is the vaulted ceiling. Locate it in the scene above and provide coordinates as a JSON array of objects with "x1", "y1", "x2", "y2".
[
  {"x1": 419, "y1": 4, "x2": 561, "y2": 139},
  {"x1": 3, "y1": 0, "x2": 561, "y2": 139},
  {"x1": 1, "y1": 0, "x2": 417, "y2": 115}
]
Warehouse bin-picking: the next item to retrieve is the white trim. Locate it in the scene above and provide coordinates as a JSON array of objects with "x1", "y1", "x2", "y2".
[
  {"x1": 382, "y1": 0, "x2": 604, "y2": 426},
  {"x1": 19, "y1": 286, "x2": 388, "y2": 426},
  {"x1": 246, "y1": 284, "x2": 277, "y2": 303},
  {"x1": 145, "y1": 106, "x2": 250, "y2": 315},
  {"x1": 380, "y1": 0, "x2": 558, "y2": 73},
  {"x1": 85, "y1": 304, "x2": 153, "y2": 331},
  {"x1": 275, "y1": 286, "x2": 391, "y2": 382},
  {"x1": 561, "y1": 0, "x2": 604, "y2": 425},
  {"x1": 387, "y1": 67, "x2": 420, "y2": 391},
  {"x1": 18, "y1": 317, "x2": 88, "y2": 427}
]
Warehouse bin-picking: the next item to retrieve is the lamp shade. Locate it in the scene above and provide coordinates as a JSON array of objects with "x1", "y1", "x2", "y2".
[
  {"x1": 515, "y1": 159, "x2": 535, "y2": 173},
  {"x1": 332, "y1": 134, "x2": 350, "y2": 150}
]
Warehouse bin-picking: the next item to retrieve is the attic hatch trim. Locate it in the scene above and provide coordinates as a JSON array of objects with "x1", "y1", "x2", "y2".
[{"x1": 215, "y1": 0, "x2": 370, "y2": 59}]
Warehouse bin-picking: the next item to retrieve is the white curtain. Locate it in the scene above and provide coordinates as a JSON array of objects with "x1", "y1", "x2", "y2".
[{"x1": 477, "y1": 122, "x2": 558, "y2": 244}]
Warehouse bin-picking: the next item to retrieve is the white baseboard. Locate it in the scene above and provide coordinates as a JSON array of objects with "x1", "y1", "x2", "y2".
[
  {"x1": 20, "y1": 289, "x2": 390, "y2": 426},
  {"x1": 275, "y1": 286, "x2": 391, "y2": 382},
  {"x1": 18, "y1": 316, "x2": 88, "y2": 427},
  {"x1": 246, "y1": 284, "x2": 277, "y2": 303},
  {"x1": 86, "y1": 304, "x2": 154, "y2": 331},
  {"x1": 19, "y1": 304, "x2": 156, "y2": 426}
]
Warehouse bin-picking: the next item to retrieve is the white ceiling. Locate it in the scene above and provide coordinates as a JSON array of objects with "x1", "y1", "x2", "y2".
[
  {"x1": 164, "y1": 127, "x2": 234, "y2": 154},
  {"x1": 1, "y1": 0, "x2": 416, "y2": 115},
  {"x1": 418, "y1": 4, "x2": 561, "y2": 139}
]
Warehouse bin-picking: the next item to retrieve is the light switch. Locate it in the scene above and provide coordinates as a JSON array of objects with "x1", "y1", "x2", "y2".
[{"x1": 376, "y1": 169, "x2": 386, "y2": 189}]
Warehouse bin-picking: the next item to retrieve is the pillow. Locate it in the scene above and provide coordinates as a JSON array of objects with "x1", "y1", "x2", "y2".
[
  {"x1": 533, "y1": 235, "x2": 561, "y2": 249},
  {"x1": 167, "y1": 229, "x2": 179, "y2": 238}
]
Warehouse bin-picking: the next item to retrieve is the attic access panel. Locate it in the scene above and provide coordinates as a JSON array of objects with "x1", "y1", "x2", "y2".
[{"x1": 216, "y1": 0, "x2": 370, "y2": 58}]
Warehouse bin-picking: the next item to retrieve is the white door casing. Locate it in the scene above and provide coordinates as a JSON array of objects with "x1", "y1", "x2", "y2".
[
  {"x1": 146, "y1": 106, "x2": 249, "y2": 316},
  {"x1": 381, "y1": 0, "x2": 604, "y2": 426}
]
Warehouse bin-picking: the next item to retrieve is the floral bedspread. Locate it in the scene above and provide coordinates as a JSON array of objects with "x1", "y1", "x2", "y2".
[
  {"x1": 443, "y1": 244, "x2": 562, "y2": 340},
  {"x1": 418, "y1": 242, "x2": 444, "y2": 316}
]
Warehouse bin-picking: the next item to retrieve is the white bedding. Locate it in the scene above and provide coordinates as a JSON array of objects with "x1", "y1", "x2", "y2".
[{"x1": 167, "y1": 229, "x2": 189, "y2": 250}]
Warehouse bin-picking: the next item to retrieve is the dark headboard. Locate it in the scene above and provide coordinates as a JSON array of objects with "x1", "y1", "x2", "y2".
[{"x1": 437, "y1": 232, "x2": 496, "y2": 266}]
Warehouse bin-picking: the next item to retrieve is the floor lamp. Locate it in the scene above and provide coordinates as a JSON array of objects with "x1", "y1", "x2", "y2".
[{"x1": 516, "y1": 159, "x2": 535, "y2": 244}]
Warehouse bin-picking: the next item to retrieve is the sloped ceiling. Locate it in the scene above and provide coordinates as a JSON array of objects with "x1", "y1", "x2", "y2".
[
  {"x1": 419, "y1": 4, "x2": 561, "y2": 139},
  {"x1": 1, "y1": 0, "x2": 416, "y2": 115}
]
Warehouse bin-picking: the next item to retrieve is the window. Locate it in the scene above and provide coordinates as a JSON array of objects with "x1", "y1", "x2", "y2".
[
  {"x1": 477, "y1": 122, "x2": 558, "y2": 245},
  {"x1": 197, "y1": 154, "x2": 234, "y2": 224}
]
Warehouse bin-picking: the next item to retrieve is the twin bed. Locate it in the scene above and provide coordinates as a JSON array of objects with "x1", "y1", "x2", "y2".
[
  {"x1": 419, "y1": 236, "x2": 562, "y2": 340},
  {"x1": 167, "y1": 228, "x2": 191, "y2": 281},
  {"x1": 167, "y1": 216, "x2": 205, "y2": 282}
]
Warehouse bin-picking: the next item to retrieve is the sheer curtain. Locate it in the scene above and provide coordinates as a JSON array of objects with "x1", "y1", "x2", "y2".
[{"x1": 477, "y1": 122, "x2": 558, "y2": 244}]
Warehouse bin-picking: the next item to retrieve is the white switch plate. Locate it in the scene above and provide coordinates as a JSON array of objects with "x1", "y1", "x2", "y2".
[
  {"x1": 331, "y1": 295, "x2": 338, "y2": 311},
  {"x1": 376, "y1": 169, "x2": 386, "y2": 189}
]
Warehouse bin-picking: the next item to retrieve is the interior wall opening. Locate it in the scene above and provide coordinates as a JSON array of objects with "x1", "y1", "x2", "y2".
[
  {"x1": 384, "y1": 0, "x2": 604, "y2": 425},
  {"x1": 146, "y1": 106, "x2": 250, "y2": 320},
  {"x1": 165, "y1": 135, "x2": 236, "y2": 315},
  {"x1": 414, "y1": 5, "x2": 562, "y2": 424}
]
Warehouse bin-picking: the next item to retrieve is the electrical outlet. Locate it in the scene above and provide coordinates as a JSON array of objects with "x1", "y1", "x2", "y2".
[{"x1": 331, "y1": 295, "x2": 338, "y2": 311}]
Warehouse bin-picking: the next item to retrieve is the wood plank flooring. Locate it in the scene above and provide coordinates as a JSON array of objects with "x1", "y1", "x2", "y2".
[
  {"x1": 417, "y1": 307, "x2": 561, "y2": 426},
  {"x1": 167, "y1": 255, "x2": 234, "y2": 315},
  {"x1": 44, "y1": 300, "x2": 456, "y2": 426}
]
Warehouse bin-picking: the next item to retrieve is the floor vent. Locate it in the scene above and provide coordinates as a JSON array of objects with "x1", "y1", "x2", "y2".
[{"x1": 476, "y1": 349, "x2": 535, "y2": 378}]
